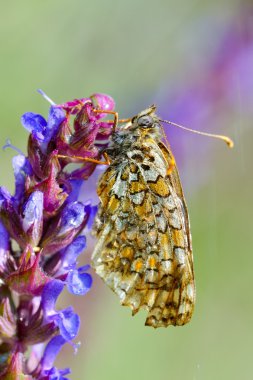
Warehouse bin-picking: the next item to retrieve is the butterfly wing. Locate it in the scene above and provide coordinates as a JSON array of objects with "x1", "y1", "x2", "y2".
[{"x1": 92, "y1": 138, "x2": 195, "y2": 327}]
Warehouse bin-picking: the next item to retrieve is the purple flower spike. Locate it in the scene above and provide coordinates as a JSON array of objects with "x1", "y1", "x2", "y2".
[{"x1": 0, "y1": 90, "x2": 116, "y2": 377}]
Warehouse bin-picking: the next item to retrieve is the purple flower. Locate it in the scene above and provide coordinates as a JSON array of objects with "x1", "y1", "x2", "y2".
[
  {"x1": 21, "y1": 107, "x2": 65, "y2": 153},
  {"x1": 12, "y1": 154, "x2": 33, "y2": 202},
  {"x1": 42, "y1": 280, "x2": 80, "y2": 341},
  {"x1": 67, "y1": 265, "x2": 92, "y2": 296},
  {"x1": 0, "y1": 91, "x2": 115, "y2": 378},
  {"x1": 0, "y1": 220, "x2": 10, "y2": 257},
  {"x1": 0, "y1": 221, "x2": 13, "y2": 280},
  {"x1": 41, "y1": 201, "x2": 89, "y2": 255},
  {"x1": 61, "y1": 235, "x2": 87, "y2": 267},
  {"x1": 38, "y1": 336, "x2": 71, "y2": 379},
  {"x1": 0, "y1": 189, "x2": 43, "y2": 249},
  {"x1": 21, "y1": 112, "x2": 48, "y2": 141},
  {"x1": 155, "y1": 6, "x2": 253, "y2": 188},
  {"x1": 22, "y1": 191, "x2": 44, "y2": 246}
]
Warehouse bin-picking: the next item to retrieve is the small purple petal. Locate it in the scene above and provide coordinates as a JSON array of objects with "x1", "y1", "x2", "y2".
[
  {"x1": 42, "y1": 366, "x2": 71, "y2": 380},
  {"x1": 60, "y1": 202, "x2": 85, "y2": 234},
  {"x1": 0, "y1": 187, "x2": 12, "y2": 207},
  {"x1": 22, "y1": 191, "x2": 43, "y2": 246},
  {"x1": 0, "y1": 220, "x2": 10, "y2": 254},
  {"x1": 86, "y1": 204, "x2": 98, "y2": 229},
  {"x1": 66, "y1": 179, "x2": 84, "y2": 203},
  {"x1": 12, "y1": 155, "x2": 33, "y2": 202},
  {"x1": 42, "y1": 280, "x2": 64, "y2": 316},
  {"x1": 44, "y1": 106, "x2": 66, "y2": 143},
  {"x1": 21, "y1": 112, "x2": 47, "y2": 141},
  {"x1": 0, "y1": 221, "x2": 10, "y2": 275},
  {"x1": 62, "y1": 236, "x2": 86, "y2": 268},
  {"x1": 40, "y1": 335, "x2": 67, "y2": 372},
  {"x1": 22, "y1": 191, "x2": 43, "y2": 231},
  {"x1": 56, "y1": 308, "x2": 80, "y2": 341},
  {"x1": 67, "y1": 270, "x2": 92, "y2": 295}
]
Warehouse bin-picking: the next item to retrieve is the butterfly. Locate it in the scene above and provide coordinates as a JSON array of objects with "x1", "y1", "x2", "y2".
[{"x1": 91, "y1": 105, "x2": 195, "y2": 328}]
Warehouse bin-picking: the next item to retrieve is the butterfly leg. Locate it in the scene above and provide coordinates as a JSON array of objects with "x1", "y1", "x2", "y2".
[
  {"x1": 57, "y1": 152, "x2": 111, "y2": 166},
  {"x1": 93, "y1": 109, "x2": 131, "y2": 131},
  {"x1": 93, "y1": 109, "x2": 119, "y2": 131}
]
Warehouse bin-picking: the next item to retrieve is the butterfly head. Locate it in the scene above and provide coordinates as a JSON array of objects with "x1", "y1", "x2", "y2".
[{"x1": 130, "y1": 105, "x2": 160, "y2": 131}]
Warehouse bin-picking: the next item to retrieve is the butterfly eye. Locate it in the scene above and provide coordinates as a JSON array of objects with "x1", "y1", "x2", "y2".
[{"x1": 137, "y1": 115, "x2": 153, "y2": 128}]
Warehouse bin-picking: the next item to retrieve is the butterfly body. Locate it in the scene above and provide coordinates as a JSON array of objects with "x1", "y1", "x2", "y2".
[{"x1": 92, "y1": 106, "x2": 195, "y2": 327}]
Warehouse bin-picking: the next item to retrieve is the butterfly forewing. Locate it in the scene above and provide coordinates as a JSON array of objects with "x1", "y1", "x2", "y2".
[{"x1": 92, "y1": 107, "x2": 195, "y2": 327}]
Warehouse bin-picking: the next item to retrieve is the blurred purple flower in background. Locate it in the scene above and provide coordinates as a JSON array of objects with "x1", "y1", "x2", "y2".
[
  {"x1": 0, "y1": 92, "x2": 115, "y2": 379},
  {"x1": 155, "y1": 6, "x2": 253, "y2": 188}
]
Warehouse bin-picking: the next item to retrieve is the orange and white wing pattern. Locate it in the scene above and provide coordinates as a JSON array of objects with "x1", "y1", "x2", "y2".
[{"x1": 92, "y1": 106, "x2": 195, "y2": 327}]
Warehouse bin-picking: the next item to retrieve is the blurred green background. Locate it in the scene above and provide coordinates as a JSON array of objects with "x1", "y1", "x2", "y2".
[{"x1": 0, "y1": 1, "x2": 252, "y2": 379}]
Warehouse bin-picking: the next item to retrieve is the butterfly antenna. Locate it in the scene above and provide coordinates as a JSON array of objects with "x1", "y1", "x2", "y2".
[{"x1": 160, "y1": 119, "x2": 234, "y2": 148}]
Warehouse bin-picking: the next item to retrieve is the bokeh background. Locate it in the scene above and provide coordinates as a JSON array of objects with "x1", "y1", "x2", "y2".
[{"x1": 0, "y1": 1, "x2": 252, "y2": 379}]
